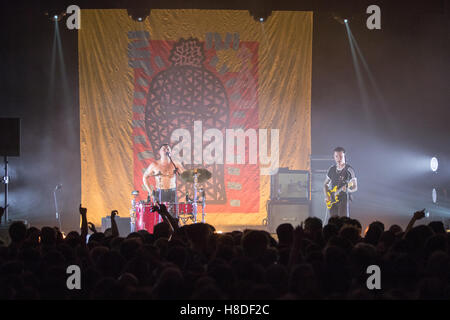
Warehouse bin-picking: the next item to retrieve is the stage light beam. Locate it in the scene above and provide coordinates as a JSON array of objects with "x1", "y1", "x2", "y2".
[{"x1": 344, "y1": 21, "x2": 370, "y2": 119}]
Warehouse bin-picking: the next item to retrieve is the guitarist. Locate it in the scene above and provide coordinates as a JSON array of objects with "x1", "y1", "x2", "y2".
[{"x1": 324, "y1": 147, "x2": 358, "y2": 217}]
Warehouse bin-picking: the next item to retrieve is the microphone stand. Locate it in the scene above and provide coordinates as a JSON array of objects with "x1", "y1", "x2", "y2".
[
  {"x1": 200, "y1": 187, "x2": 206, "y2": 223},
  {"x1": 193, "y1": 172, "x2": 198, "y2": 223},
  {"x1": 2, "y1": 156, "x2": 9, "y2": 224},
  {"x1": 166, "y1": 152, "x2": 180, "y2": 219}
]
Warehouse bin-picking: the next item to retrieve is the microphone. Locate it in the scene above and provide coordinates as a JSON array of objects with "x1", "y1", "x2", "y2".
[
  {"x1": 55, "y1": 184, "x2": 62, "y2": 191},
  {"x1": 166, "y1": 151, "x2": 170, "y2": 157}
]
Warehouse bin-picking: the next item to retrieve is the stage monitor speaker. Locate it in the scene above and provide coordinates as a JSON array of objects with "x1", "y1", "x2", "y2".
[
  {"x1": 101, "y1": 217, "x2": 131, "y2": 236},
  {"x1": 267, "y1": 201, "x2": 310, "y2": 233},
  {"x1": 0, "y1": 118, "x2": 20, "y2": 156},
  {"x1": 310, "y1": 170, "x2": 328, "y2": 222},
  {"x1": 270, "y1": 167, "x2": 309, "y2": 202}
]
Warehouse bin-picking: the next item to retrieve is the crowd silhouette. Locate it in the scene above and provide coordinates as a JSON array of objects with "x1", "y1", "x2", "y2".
[{"x1": 0, "y1": 205, "x2": 448, "y2": 299}]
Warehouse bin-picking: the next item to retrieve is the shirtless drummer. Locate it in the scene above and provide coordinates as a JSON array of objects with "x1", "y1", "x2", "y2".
[{"x1": 142, "y1": 144, "x2": 185, "y2": 203}]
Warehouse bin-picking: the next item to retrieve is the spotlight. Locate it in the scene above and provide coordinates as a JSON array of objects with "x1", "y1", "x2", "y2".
[
  {"x1": 127, "y1": 8, "x2": 151, "y2": 22},
  {"x1": 332, "y1": 13, "x2": 351, "y2": 25},
  {"x1": 430, "y1": 157, "x2": 438, "y2": 172},
  {"x1": 248, "y1": 6, "x2": 272, "y2": 23},
  {"x1": 44, "y1": 8, "x2": 66, "y2": 22}
]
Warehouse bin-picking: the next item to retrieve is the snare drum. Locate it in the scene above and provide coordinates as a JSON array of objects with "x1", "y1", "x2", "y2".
[{"x1": 177, "y1": 203, "x2": 193, "y2": 215}]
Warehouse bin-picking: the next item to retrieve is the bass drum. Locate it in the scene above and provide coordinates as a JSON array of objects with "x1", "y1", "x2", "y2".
[{"x1": 135, "y1": 203, "x2": 160, "y2": 234}]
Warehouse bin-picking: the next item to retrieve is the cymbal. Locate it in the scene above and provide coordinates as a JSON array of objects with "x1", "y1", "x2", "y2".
[{"x1": 181, "y1": 168, "x2": 212, "y2": 183}]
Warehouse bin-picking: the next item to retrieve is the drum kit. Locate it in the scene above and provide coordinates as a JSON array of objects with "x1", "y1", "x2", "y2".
[{"x1": 132, "y1": 167, "x2": 212, "y2": 232}]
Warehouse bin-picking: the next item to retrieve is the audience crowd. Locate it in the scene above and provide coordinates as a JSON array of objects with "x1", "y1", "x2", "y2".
[{"x1": 0, "y1": 205, "x2": 448, "y2": 300}]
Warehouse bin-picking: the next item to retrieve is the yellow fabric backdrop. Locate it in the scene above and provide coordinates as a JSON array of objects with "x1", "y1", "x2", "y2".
[{"x1": 79, "y1": 9, "x2": 312, "y2": 226}]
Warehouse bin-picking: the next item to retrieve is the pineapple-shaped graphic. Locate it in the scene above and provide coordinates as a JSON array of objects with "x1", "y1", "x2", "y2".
[{"x1": 145, "y1": 38, "x2": 229, "y2": 204}]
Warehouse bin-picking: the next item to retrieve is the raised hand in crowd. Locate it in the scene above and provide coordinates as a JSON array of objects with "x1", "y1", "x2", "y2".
[
  {"x1": 110, "y1": 210, "x2": 119, "y2": 237},
  {"x1": 413, "y1": 209, "x2": 426, "y2": 220},
  {"x1": 79, "y1": 204, "x2": 88, "y2": 242},
  {"x1": 403, "y1": 208, "x2": 427, "y2": 238},
  {"x1": 152, "y1": 203, "x2": 178, "y2": 236},
  {"x1": 79, "y1": 204, "x2": 87, "y2": 216},
  {"x1": 88, "y1": 222, "x2": 97, "y2": 233}
]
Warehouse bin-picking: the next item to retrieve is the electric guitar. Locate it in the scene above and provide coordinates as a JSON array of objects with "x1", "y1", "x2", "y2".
[{"x1": 326, "y1": 181, "x2": 354, "y2": 209}]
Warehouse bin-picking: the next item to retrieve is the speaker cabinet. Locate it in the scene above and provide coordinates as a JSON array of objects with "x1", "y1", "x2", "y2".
[
  {"x1": 267, "y1": 201, "x2": 310, "y2": 233},
  {"x1": 101, "y1": 217, "x2": 131, "y2": 236}
]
